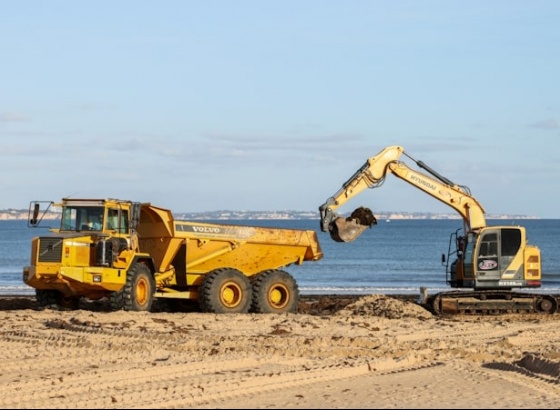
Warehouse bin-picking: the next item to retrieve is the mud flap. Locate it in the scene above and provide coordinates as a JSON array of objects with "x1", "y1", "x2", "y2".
[{"x1": 329, "y1": 207, "x2": 377, "y2": 242}]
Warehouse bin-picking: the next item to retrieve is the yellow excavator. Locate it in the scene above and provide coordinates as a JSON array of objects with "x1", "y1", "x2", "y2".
[{"x1": 319, "y1": 145, "x2": 558, "y2": 315}]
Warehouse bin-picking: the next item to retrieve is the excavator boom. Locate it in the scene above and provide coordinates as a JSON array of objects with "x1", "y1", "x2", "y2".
[{"x1": 319, "y1": 145, "x2": 486, "y2": 242}]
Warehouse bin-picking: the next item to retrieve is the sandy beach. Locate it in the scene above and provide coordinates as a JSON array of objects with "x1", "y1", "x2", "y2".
[{"x1": 0, "y1": 293, "x2": 559, "y2": 409}]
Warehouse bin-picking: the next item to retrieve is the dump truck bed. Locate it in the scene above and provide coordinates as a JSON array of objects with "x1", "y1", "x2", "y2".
[
  {"x1": 175, "y1": 220, "x2": 323, "y2": 274},
  {"x1": 136, "y1": 204, "x2": 323, "y2": 277}
]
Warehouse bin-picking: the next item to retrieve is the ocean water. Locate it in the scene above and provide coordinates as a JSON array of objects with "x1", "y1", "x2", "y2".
[{"x1": 2, "y1": 219, "x2": 560, "y2": 296}]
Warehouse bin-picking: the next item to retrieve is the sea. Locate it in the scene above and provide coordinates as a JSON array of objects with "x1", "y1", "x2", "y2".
[{"x1": 2, "y1": 219, "x2": 560, "y2": 297}]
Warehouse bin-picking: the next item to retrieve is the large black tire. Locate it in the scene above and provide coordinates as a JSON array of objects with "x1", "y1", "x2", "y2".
[
  {"x1": 35, "y1": 289, "x2": 58, "y2": 310},
  {"x1": 109, "y1": 262, "x2": 155, "y2": 312},
  {"x1": 36, "y1": 289, "x2": 80, "y2": 311},
  {"x1": 251, "y1": 269, "x2": 299, "y2": 314},
  {"x1": 198, "y1": 268, "x2": 252, "y2": 313}
]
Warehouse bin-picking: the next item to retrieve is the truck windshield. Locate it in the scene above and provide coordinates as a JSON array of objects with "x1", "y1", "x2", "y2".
[{"x1": 61, "y1": 206, "x2": 105, "y2": 231}]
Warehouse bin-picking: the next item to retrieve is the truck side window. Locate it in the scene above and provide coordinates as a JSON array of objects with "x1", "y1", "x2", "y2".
[
  {"x1": 120, "y1": 210, "x2": 129, "y2": 232},
  {"x1": 107, "y1": 209, "x2": 129, "y2": 233},
  {"x1": 107, "y1": 209, "x2": 119, "y2": 230}
]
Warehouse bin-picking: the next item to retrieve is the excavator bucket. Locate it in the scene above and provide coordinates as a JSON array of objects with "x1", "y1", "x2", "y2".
[{"x1": 329, "y1": 207, "x2": 377, "y2": 242}]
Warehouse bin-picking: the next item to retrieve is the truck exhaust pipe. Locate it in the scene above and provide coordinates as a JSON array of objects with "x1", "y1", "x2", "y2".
[{"x1": 329, "y1": 207, "x2": 377, "y2": 242}]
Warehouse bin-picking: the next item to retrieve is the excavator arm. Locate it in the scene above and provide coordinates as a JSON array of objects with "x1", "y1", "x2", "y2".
[{"x1": 319, "y1": 145, "x2": 487, "y2": 242}]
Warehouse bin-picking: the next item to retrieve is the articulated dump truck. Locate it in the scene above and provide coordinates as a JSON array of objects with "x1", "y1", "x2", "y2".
[{"x1": 23, "y1": 198, "x2": 323, "y2": 313}]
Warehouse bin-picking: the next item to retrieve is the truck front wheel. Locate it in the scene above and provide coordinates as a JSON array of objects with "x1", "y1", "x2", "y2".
[
  {"x1": 36, "y1": 289, "x2": 80, "y2": 311},
  {"x1": 251, "y1": 269, "x2": 299, "y2": 314},
  {"x1": 109, "y1": 263, "x2": 155, "y2": 311},
  {"x1": 198, "y1": 268, "x2": 252, "y2": 313}
]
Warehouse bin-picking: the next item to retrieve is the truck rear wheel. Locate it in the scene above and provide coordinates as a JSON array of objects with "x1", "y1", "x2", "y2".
[
  {"x1": 198, "y1": 268, "x2": 252, "y2": 314},
  {"x1": 109, "y1": 262, "x2": 155, "y2": 312},
  {"x1": 251, "y1": 269, "x2": 299, "y2": 314}
]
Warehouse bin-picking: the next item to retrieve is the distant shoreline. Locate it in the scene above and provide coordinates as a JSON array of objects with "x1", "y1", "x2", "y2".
[{"x1": 0, "y1": 209, "x2": 541, "y2": 221}]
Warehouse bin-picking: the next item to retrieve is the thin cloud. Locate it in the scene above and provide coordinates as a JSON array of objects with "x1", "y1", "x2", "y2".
[
  {"x1": 528, "y1": 119, "x2": 558, "y2": 130},
  {"x1": 0, "y1": 112, "x2": 27, "y2": 122},
  {"x1": 203, "y1": 132, "x2": 364, "y2": 151}
]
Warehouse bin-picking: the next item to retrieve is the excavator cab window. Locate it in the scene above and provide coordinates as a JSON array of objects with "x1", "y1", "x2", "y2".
[
  {"x1": 464, "y1": 235, "x2": 475, "y2": 260},
  {"x1": 476, "y1": 231, "x2": 500, "y2": 273},
  {"x1": 501, "y1": 228, "x2": 522, "y2": 257},
  {"x1": 479, "y1": 233, "x2": 498, "y2": 257}
]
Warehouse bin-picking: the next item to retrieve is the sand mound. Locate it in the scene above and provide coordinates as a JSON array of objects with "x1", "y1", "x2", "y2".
[{"x1": 336, "y1": 294, "x2": 434, "y2": 320}]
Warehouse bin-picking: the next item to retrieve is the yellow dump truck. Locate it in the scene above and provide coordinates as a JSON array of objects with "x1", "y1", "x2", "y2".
[{"x1": 23, "y1": 198, "x2": 323, "y2": 313}]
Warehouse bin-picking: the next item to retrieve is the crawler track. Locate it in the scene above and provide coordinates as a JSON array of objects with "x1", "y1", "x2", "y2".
[{"x1": 429, "y1": 290, "x2": 559, "y2": 316}]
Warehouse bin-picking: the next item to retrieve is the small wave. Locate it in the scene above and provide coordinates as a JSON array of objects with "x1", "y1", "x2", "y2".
[
  {"x1": 299, "y1": 286, "x2": 449, "y2": 295},
  {"x1": 0, "y1": 286, "x2": 34, "y2": 296},
  {"x1": 299, "y1": 286, "x2": 560, "y2": 296},
  {"x1": 0, "y1": 267, "x2": 25, "y2": 274}
]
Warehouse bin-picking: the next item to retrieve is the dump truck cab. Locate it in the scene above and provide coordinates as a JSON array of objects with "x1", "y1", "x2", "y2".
[
  {"x1": 24, "y1": 199, "x2": 148, "y2": 309},
  {"x1": 58, "y1": 199, "x2": 141, "y2": 266}
]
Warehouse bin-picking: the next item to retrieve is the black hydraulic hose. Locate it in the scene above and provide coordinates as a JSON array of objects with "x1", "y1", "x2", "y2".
[
  {"x1": 341, "y1": 161, "x2": 369, "y2": 189},
  {"x1": 402, "y1": 151, "x2": 455, "y2": 187}
]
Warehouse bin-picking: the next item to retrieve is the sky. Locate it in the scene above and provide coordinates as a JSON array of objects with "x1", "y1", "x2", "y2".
[{"x1": 1, "y1": 1, "x2": 559, "y2": 218}]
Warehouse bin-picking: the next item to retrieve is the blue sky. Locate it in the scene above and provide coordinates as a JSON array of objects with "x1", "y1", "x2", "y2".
[{"x1": 1, "y1": 1, "x2": 559, "y2": 218}]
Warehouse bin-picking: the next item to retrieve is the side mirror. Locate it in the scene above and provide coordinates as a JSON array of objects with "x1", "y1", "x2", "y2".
[
  {"x1": 441, "y1": 253, "x2": 446, "y2": 264},
  {"x1": 27, "y1": 201, "x2": 55, "y2": 228},
  {"x1": 30, "y1": 203, "x2": 40, "y2": 226}
]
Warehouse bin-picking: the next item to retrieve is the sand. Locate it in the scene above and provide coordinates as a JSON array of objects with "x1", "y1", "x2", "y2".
[{"x1": 0, "y1": 294, "x2": 559, "y2": 409}]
